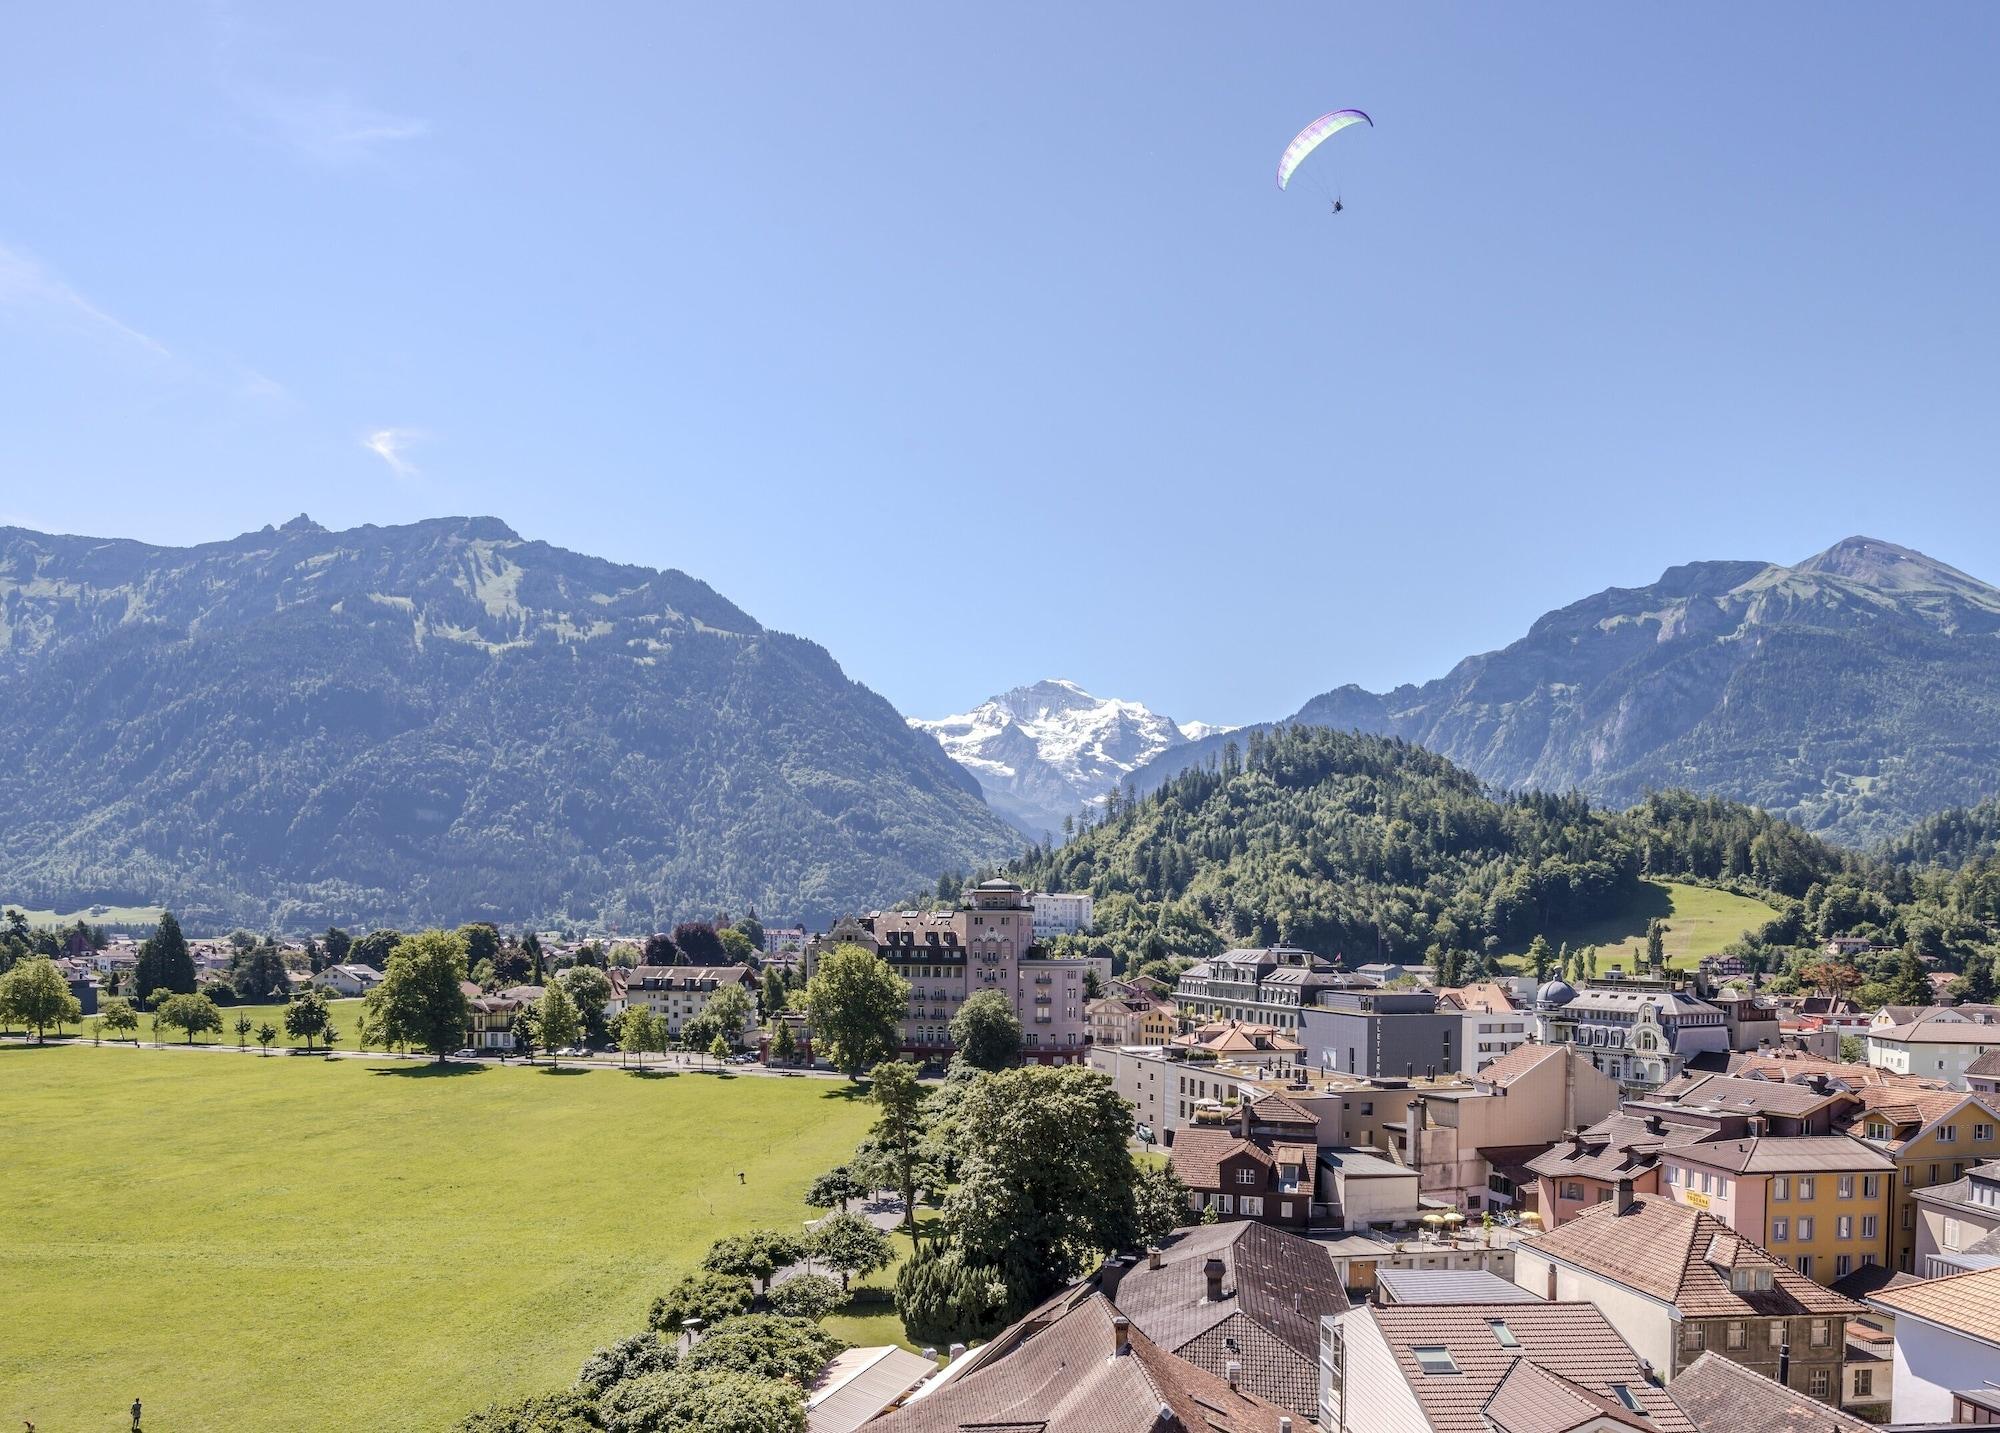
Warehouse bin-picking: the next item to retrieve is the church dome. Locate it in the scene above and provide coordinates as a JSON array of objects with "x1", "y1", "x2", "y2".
[{"x1": 1536, "y1": 978, "x2": 1578, "y2": 1007}]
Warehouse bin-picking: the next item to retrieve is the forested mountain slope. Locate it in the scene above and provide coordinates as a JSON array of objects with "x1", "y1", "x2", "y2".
[{"x1": 0, "y1": 515, "x2": 1021, "y2": 929}]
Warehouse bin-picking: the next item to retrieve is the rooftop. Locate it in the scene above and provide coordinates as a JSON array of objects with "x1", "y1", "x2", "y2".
[
  {"x1": 1374, "y1": 1268, "x2": 1542, "y2": 1305},
  {"x1": 1870, "y1": 1264, "x2": 2000, "y2": 1343},
  {"x1": 1667, "y1": 1350, "x2": 1874, "y2": 1433},
  {"x1": 1668, "y1": 1135, "x2": 1894, "y2": 1175}
]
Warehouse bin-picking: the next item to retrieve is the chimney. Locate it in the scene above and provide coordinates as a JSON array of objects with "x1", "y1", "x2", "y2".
[
  {"x1": 1147, "y1": 1246, "x2": 1162, "y2": 1270},
  {"x1": 1280, "y1": 1420, "x2": 1294, "y2": 1433},
  {"x1": 1810, "y1": 1074, "x2": 1831, "y2": 1095},
  {"x1": 1567, "y1": 1128, "x2": 1585, "y2": 1154},
  {"x1": 1615, "y1": 1176, "x2": 1635, "y2": 1210},
  {"x1": 1749, "y1": 1115, "x2": 1768, "y2": 1138},
  {"x1": 1226, "y1": 1359, "x2": 1243, "y2": 1390},
  {"x1": 1644, "y1": 1114, "x2": 1665, "y2": 1135},
  {"x1": 1777, "y1": 1340, "x2": 1790, "y2": 1386},
  {"x1": 949, "y1": 1342, "x2": 967, "y2": 1359},
  {"x1": 1112, "y1": 1315, "x2": 1131, "y2": 1357},
  {"x1": 1203, "y1": 1255, "x2": 1227, "y2": 1303}
]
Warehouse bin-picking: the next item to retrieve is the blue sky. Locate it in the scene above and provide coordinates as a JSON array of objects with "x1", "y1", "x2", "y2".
[{"x1": 4, "y1": 4, "x2": 1998, "y2": 726}]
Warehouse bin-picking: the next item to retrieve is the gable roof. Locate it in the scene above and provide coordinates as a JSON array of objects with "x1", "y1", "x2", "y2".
[
  {"x1": 1870, "y1": 1014, "x2": 2000, "y2": 1044},
  {"x1": 1525, "y1": 1112, "x2": 1719, "y2": 1182},
  {"x1": 1850, "y1": 1085, "x2": 2000, "y2": 1141},
  {"x1": 1169, "y1": 1127, "x2": 1271, "y2": 1190},
  {"x1": 1363, "y1": 1302, "x2": 1695, "y2": 1433},
  {"x1": 1521, "y1": 1195, "x2": 1862, "y2": 1319},
  {"x1": 1484, "y1": 1357, "x2": 1653, "y2": 1433},
  {"x1": 1869, "y1": 1264, "x2": 2000, "y2": 1344},
  {"x1": 1375, "y1": 1268, "x2": 1542, "y2": 1305},
  {"x1": 863, "y1": 1288, "x2": 1288, "y2": 1433},
  {"x1": 1668, "y1": 1350, "x2": 1874, "y2": 1433},
  {"x1": 1244, "y1": 1091, "x2": 1318, "y2": 1126},
  {"x1": 1651, "y1": 1073, "x2": 1846, "y2": 1118}
]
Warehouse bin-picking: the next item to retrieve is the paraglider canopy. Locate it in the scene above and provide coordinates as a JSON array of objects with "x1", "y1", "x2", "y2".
[{"x1": 1276, "y1": 109, "x2": 1372, "y2": 191}]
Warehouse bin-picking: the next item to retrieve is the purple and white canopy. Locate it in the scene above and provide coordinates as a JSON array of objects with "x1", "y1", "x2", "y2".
[{"x1": 1276, "y1": 109, "x2": 1373, "y2": 190}]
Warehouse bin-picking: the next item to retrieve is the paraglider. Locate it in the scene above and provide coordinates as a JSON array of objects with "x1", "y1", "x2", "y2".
[{"x1": 1276, "y1": 108, "x2": 1371, "y2": 213}]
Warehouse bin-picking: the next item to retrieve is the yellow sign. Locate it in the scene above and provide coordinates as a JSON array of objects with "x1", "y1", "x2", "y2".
[{"x1": 1684, "y1": 1190, "x2": 1712, "y2": 1210}]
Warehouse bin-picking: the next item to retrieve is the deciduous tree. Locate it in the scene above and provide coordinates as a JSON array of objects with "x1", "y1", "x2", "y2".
[
  {"x1": 701, "y1": 1231, "x2": 803, "y2": 1294},
  {"x1": 98, "y1": 995, "x2": 139, "y2": 1043},
  {"x1": 803, "y1": 945, "x2": 907, "y2": 1080},
  {"x1": 947, "y1": 990, "x2": 1021, "y2": 1071},
  {"x1": 156, "y1": 991, "x2": 223, "y2": 1045},
  {"x1": 2, "y1": 958, "x2": 82, "y2": 1041},
  {"x1": 537, "y1": 981, "x2": 581, "y2": 1063},
  {"x1": 284, "y1": 986, "x2": 333, "y2": 1051},
  {"x1": 806, "y1": 1212, "x2": 892, "y2": 1292},
  {"x1": 363, "y1": 929, "x2": 474, "y2": 1062}
]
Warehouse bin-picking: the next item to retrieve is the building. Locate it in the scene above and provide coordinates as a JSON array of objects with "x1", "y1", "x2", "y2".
[
  {"x1": 1868, "y1": 1011, "x2": 2000, "y2": 1085},
  {"x1": 1535, "y1": 980, "x2": 1729, "y2": 1094},
  {"x1": 806, "y1": 1346, "x2": 936, "y2": 1433},
  {"x1": 1371, "y1": 1267, "x2": 1541, "y2": 1305},
  {"x1": 1911, "y1": 1157, "x2": 2000, "y2": 1277},
  {"x1": 1656, "y1": 1136, "x2": 1895, "y2": 1285},
  {"x1": 1177, "y1": 947, "x2": 1350, "y2": 1035},
  {"x1": 1088, "y1": 1043, "x2": 1301, "y2": 1146},
  {"x1": 1705, "y1": 992, "x2": 1783, "y2": 1054},
  {"x1": 624, "y1": 964, "x2": 757, "y2": 1039},
  {"x1": 1848, "y1": 1085, "x2": 2000, "y2": 1271},
  {"x1": 1301, "y1": 988, "x2": 1464, "y2": 1079},
  {"x1": 1668, "y1": 1350, "x2": 1876, "y2": 1433},
  {"x1": 760, "y1": 925, "x2": 809, "y2": 957},
  {"x1": 1528, "y1": 1109, "x2": 1724, "y2": 1227},
  {"x1": 314, "y1": 963, "x2": 384, "y2": 997},
  {"x1": 1086, "y1": 988, "x2": 1176, "y2": 1048},
  {"x1": 1098, "y1": 1220, "x2": 1346, "y2": 1426},
  {"x1": 1170, "y1": 1092, "x2": 1326, "y2": 1229},
  {"x1": 1321, "y1": 1298, "x2": 1696, "y2": 1433},
  {"x1": 1868, "y1": 1265, "x2": 2000, "y2": 1422},
  {"x1": 463, "y1": 982, "x2": 538, "y2": 1051},
  {"x1": 1512, "y1": 1193, "x2": 1864, "y2": 1397},
  {"x1": 1029, "y1": 891, "x2": 1093, "y2": 941},
  {"x1": 860, "y1": 881, "x2": 1091, "y2": 1064},
  {"x1": 1175, "y1": 1020, "x2": 1305, "y2": 1069},
  {"x1": 1438, "y1": 982, "x2": 1535, "y2": 1074},
  {"x1": 860, "y1": 1284, "x2": 1290, "y2": 1433}
]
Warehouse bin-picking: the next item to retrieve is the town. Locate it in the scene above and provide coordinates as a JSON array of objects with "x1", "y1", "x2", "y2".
[{"x1": 10, "y1": 879, "x2": 2000, "y2": 1433}]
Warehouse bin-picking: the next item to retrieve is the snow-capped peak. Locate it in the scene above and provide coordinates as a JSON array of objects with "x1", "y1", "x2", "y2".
[{"x1": 911, "y1": 680, "x2": 1227, "y2": 840}]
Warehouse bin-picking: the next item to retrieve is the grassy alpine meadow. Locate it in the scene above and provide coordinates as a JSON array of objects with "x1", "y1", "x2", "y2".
[
  {"x1": 1497, "y1": 879, "x2": 1778, "y2": 976},
  {"x1": 0, "y1": 1042, "x2": 885, "y2": 1432}
]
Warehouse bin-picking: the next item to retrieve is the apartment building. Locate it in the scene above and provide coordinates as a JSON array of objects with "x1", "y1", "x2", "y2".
[
  {"x1": 1658, "y1": 1136, "x2": 1895, "y2": 1285},
  {"x1": 624, "y1": 964, "x2": 758, "y2": 1038},
  {"x1": 1851, "y1": 1086, "x2": 2000, "y2": 1270},
  {"x1": 1175, "y1": 946, "x2": 1349, "y2": 1034},
  {"x1": 1534, "y1": 980, "x2": 1729, "y2": 1094},
  {"x1": 1030, "y1": 891, "x2": 1093, "y2": 940}
]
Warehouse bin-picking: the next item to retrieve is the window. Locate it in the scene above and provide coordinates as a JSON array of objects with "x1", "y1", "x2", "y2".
[
  {"x1": 1797, "y1": 1255, "x2": 1812, "y2": 1276},
  {"x1": 1613, "y1": 1386, "x2": 1645, "y2": 1413},
  {"x1": 1810, "y1": 1320, "x2": 1829, "y2": 1347},
  {"x1": 1836, "y1": 1254, "x2": 1852, "y2": 1277},
  {"x1": 1489, "y1": 1320, "x2": 1519, "y2": 1349},
  {"x1": 1236, "y1": 1168, "x2": 1257, "y2": 1186},
  {"x1": 1862, "y1": 1215, "x2": 1878, "y2": 1239},
  {"x1": 1855, "y1": 1368, "x2": 1874, "y2": 1397},
  {"x1": 1772, "y1": 1217, "x2": 1789, "y2": 1242},
  {"x1": 1979, "y1": 1124, "x2": 1995, "y2": 1142},
  {"x1": 1864, "y1": 1174, "x2": 1881, "y2": 1198},
  {"x1": 1279, "y1": 1202, "x2": 1292, "y2": 1219},
  {"x1": 1798, "y1": 1176, "x2": 1816, "y2": 1200},
  {"x1": 1838, "y1": 1175, "x2": 1855, "y2": 1199},
  {"x1": 1727, "y1": 1324, "x2": 1746, "y2": 1350},
  {"x1": 1942, "y1": 1125, "x2": 1959, "y2": 1144},
  {"x1": 1412, "y1": 1347, "x2": 1460, "y2": 1376},
  {"x1": 1562, "y1": 1183, "x2": 1584, "y2": 1201},
  {"x1": 1770, "y1": 1323, "x2": 1785, "y2": 1348},
  {"x1": 1809, "y1": 1369, "x2": 1832, "y2": 1398},
  {"x1": 1773, "y1": 1177, "x2": 1790, "y2": 1201},
  {"x1": 1240, "y1": 1197, "x2": 1264, "y2": 1216},
  {"x1": 1865, "y1": 1121, "x2": 1890, "y2": 1140},
  {"x1": 1683, "y1": 1325, "x2": 1704, "y2": 1351},
  {"x1": 1797, "y1": 1217, "x2": 1815, "y2": 1241}
]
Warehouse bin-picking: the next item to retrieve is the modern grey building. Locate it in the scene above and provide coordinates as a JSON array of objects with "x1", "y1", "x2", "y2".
[{"x1": 1301, "y1": 989, "x2": 1462, "y2": 1079}]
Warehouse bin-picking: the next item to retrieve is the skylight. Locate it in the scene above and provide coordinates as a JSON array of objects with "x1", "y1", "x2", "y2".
[
  {"x1": 1413, "y1": 1346, "x2": 1460, "y2": 1375},
  {"x1": 1612, "y1": 1384, "x2": 1646, "y2": 1413},
  {"x1": 1489, "y1": 1320, "x2": 1520, "y2": 1348}
]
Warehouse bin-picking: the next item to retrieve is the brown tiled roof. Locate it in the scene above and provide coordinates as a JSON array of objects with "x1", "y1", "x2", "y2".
[
  {"x1": 1475, "y1": 1042, "x2": 1565, "y2": 1088},
  {"x1": 1653, "y1": 1074, "x2": 1846, "y2": 1118},
  {"x1": 1850, "y1": 1086, "x2": 2000, "y2": 1140},
  {"x1": 1366, "y1": 1302, "x2": 1695, "y2": 1433},
  {"x1": 1670, "y1": 1135, "x2": 1893, "y2": 1175},
  {"x1": 1099, "y1": 1222, "x2": 1344, "y2": 1421},
  {"x1": 1870, "y1": 1015, "x2": 2000, "y2": 1044},
  {"x1": 1169, "y1": 1127, "x2": 1271, "y2": 1190},
  {"x1": 1869, "y1": 1264, "x2": 2000, "y2": 1342},
  {"x1": 1245, "y1": 1091, "x2": 1317, "y2": 1126},
  {"x1": 1828, "y1": 1263, "x2": 1922, "y2": 1300},
  {"x1": 1522, "y1": 1195, "x2": 1862, "y2": 1318},
  {"x1": 1968, "y1": 1050, "x2": 2000, "y2": 1078},
  {"x1": 1440, "y1": 981, "x2": 1519, "y2": 1014},
  {"x1": 862, "y1": 1288, "x2": 1288, "y2": 1433},
  {"x1": 1484, "y1": 1357, "x2": 1653, "y2": 1433},
  {"x1": 1525, "y1": 1113, "x2": 1719, "y2": 1182},
  {"x1": 1725, "y1": 1049, "x2": 1947, "y2": 1090},
  {"x1": 1668, "y1": 1350, "x2": 1874, "y2": 1433}
]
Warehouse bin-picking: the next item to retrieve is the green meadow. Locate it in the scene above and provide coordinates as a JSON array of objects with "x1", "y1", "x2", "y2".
[
  {"x1": 1498, "y1": 878, "x2": 1777, "y2": 976},
  {"x1": 0, "y1": 1044, "x2": 889, "y2": 1432}
]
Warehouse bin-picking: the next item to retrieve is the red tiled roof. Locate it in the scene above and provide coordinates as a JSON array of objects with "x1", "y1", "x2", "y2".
[{"x1": 1169, "y1": 1127, "x2": 1271, "y2": 1189}]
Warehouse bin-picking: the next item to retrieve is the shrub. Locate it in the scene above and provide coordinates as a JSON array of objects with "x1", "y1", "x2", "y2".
[
  {"x1": 453, "y1": 1388, "x2": 601, "y2": 1433},
  {"x1": 682, "y1": 1314, "x2": 845, "y2": 1387},
  {"x1": 894, "y1": 1248, "x2": 1010, "y2": 1347},
  {"x1": 766, "y1": 1274, "x2": 843, "y2": 1321}
]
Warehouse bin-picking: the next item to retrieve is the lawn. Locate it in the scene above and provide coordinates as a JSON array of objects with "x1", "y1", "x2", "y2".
[
  {"x1": 1496, "y1": 879, "x2": 1777, "y2": 977},
  {"x1": 117, "y1": 996, "x2": 375, "y2": 1050},
  {"x1": 0, "y1": 1044, "x2": 886, "y2": 1432}
]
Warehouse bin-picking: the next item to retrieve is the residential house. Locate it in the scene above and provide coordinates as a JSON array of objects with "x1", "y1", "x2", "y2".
[
  {"x1": 1668, "y1": 1350, "x2": 1876, "y2": 1433},
  {"x1": 1912, "y1": 1157, "x2": 2000, "y2": 1277},
  {"x1": 624, "y1": 964, "x2": 757, "y2": 1039},
  {"x1": 1170, "y1": 1092, "x2": 1325, "y2": 1229},
  {"x1": 1529, "y1": 1110, "x2": 1726, "y2": 1227},
  {"x1": 1868, "y1": 1265, "x2": 2000, "y2": 1422},
  {"x1": 1847, "y1": 1085, "x2": 2000, "y2": 1270},
  {"x1": 1176, "y1": 947, "x2": 1352, "y2": 1036},
  {"x1": 314, "y1": 963, "x2": 384, "y2": 997},
  {"x1": 1175, "y1": 1020, "x2": 1305, "y2": 1069},
  {"x1": 859, "y1": 1285, "x2": 1289, "y2": 1433},
  {"x1": 1512, "y1": 1193, "x2": 1865, "y2": 1398},
  {"x1": 1030, "y1": 891, "x2": 1093, "y2": 940},
  {"x1": 1534, "y1": 981, "x2": 1730, "y2": 1094},
  {"x1": 1098, "y1": 1220, "x2": 1346, "y2": 1427},
  {"x1": 1321, "y1": 1298, "x2": 1696, "y2": 1433},
  {"x1": 1087, "y1": 989, "x2": 1176, "y2": 1048},
  {"x1": 1089, "y1": 1042, "x2": 1301, "y2": 1146},
  {"x1": 464, "y1": 983, "x2": 537, "y2": 1051},
  {"x1": 1868, "y1": 1011, "x2": 2000, "y2": 1086},
  {"x1": 1656, "y1": 1136, "x2": 1895, "y2": 1286}
]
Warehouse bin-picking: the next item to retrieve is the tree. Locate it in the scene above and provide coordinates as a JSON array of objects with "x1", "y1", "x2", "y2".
[
  {"x1": 556, "y1": 965, "x2": 614, "y2": 1044},
  {"x1": 806, "y1": 1212, "x2": 893, "y2": 1292},
  {"x1": 941, "y1": 1065, "x2": 1142, "y2": 1310},
  {"x1": 761, "y1": 967, "x2": 787, "y2": 1020},
  {"x1": 458, "y1": 923, "x2": 502, "y2": 975},
  {"x1": 135, "y1": 912, "x2": 196, "y2": 1003},
  {"x1": 733, "y1": 914, "x2": 766, "y2": 951},
  {"x1": 576, "y1": 1331, "x2": 676, "y2": 1397},
  {"x1": 709, "y1": 1031, "x2": 731, "y2": 1065},
  {"x1": 1957, "y1": 950, "x2": 1999, "y2": 1005},
  {"x1": 349, "y1": 929, "x2": 403, "y2": 970},
  {"x1": 717, "y1": 927, "x2": 757, "y2": 964},
  {"x1": 284, "y1": 987, "x2": 333, "y2": 1051},
  {"x1": 805, "y1": 1167, "x2": 867, "y2": 1214},
  {"x1": 618, "y1": 1006, "x2": 658, "y2": 1067},
  {"x1": 648, "y1": 1271, "x2": 755, "y2": 1333},
  {"x1": 767, "y1": 1273, "x2": 843, "y2": 1320},
  {"x1": 156, "y1": 991, "x2": 224, "y2": 1045},
  {"x1": 948, "y1": 990, "x2": 1021, "y2": 1072},
  {"x1": 859, "y1": 1060, "x2": 932, "y2": 1249},
  {"x1": 256, "y1": 1022, "x2": 277, "y2": 1055},
  {"x1": 701, "y1": 1231, "x2": 803, "y2": 1294},
  {"x1": 673, "y1": 921, "x2": 728, "y2": 967},
  {"x1": 234, "y1": 1013, "x2": 254, "y2": 1049},
  {"x1": 682, "y1": 1314, "x2": 843, "y2": 1386},
  {"x1": 702, "y1": 984, "x2": 754, "y2": 1051},
  {"x1": 1839, "y1": 1033, "x2": 1868, "y2": 1063},
  {"x1": 771, "y1": 1021, "x2": 798, "y2": 1065},
  {"x1": 321, "y1": 926, "x2": 353, "y2": 970},
  {"x1": 1133, "y1": 1160, "x2": 1193, "y2": 1245},
  {"x1": 512, "y1": 1006, "x2": 543, "y2": 1064},
  {"x1": 1888, "y1": 947, "x2": 1932, "y2": 1006},
  {"x1": 537, "y1": 981, "x2": 581, "y2": 1064},
  {"x1": 2, "y1": 958, "x2": 82, "y2": 1041},
  {"x1": 1525, "y1": 935, "x2": 1554, "y2": 982},
  {"x1": 895, "y1": 1247, "x2": 1010, "y2": 1346},
  {"x1": 363, "y1": 930, "x2": 474, "y2": 1062},
  {"x1": 602, "y1": 1367, "x2": 805, "y2": 1433},
  {"x1": 520, "y1": 930, "x2": 546, "y2": 983},
  {"x1": 99, "y1": 995, "x2": 139, "y2": 1043},
  {"x1": 641, "y1": 932, "x2": 678, "y2": 967},
  {"x1": 1645, "y1": 919, "x2": 1670, "y2": 973},
  {"x1": 231, "y1": 946, "x2": 291, "y2": 1002},
  {"x1": 803, "y1": 945, "x2": 907, "y2": 1079},
  {"x1": 452, "y1": 1390, "x2": 601, "y2": 1433}
]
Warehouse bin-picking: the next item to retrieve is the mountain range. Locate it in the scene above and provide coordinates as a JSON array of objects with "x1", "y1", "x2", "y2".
[
  {"x1": 910, "y1": 679, "x2": 1232, "y2": 840},
  {"x1": 0, "y1": 515, "x2": 1021, "y2": 930},
  {"x1": 1131, "y1": 537, "x2": 2000, "y2": 848}
]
